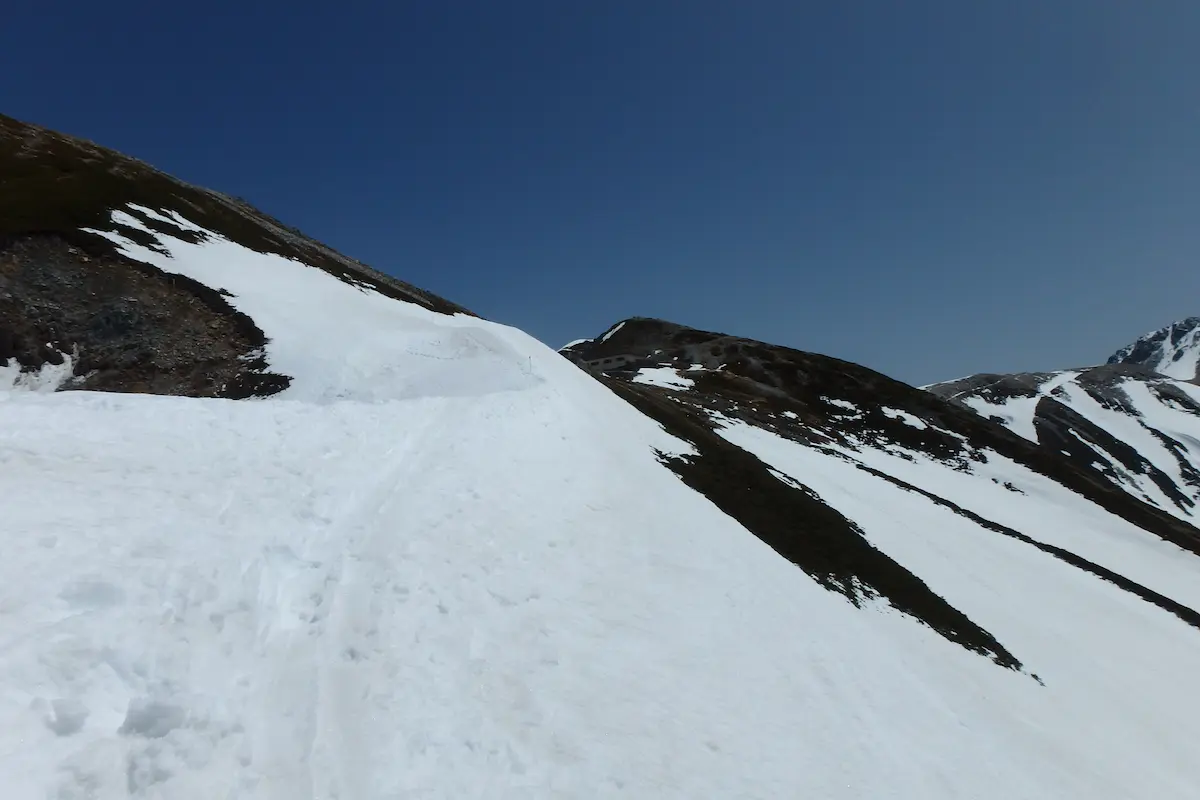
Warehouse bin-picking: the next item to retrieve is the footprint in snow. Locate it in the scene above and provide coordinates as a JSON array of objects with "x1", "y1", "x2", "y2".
[{"x1": 34, "y1": 697, "x2": 89, "y2": 737}]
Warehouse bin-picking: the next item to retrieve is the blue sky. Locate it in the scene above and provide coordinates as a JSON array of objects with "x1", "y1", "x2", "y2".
[{"x1": 5, "y1": 1, "x2": 1200, "y2": 384}]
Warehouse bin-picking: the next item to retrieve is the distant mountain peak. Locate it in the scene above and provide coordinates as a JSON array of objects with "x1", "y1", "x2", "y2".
[{"x1": 1108, "y1": 317, "x2": 1200, "y2": 382}]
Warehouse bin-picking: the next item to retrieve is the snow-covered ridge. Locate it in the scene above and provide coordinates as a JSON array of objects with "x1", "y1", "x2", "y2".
[
  {"x1": 560, "y1": 318, "x2": 1200, "y2": 798},
  {"x1": 928, "y1": 366, "x2": 1200, "y2": 524},
  {"x1": 6, "y1": 106, "x2": 1200, "y2": 796},
  {"x1": 9, "y1": 208, "x2": 775, "y2": 798},
  {"x1": 953, "y1": 371, "x2": 1078, "y2": 442},
  {"x1": 5, "y1": 197, "x2": 1197, "y2": 795},
  {"x1": 84, "y1": 207, "x2": 539, "y2": 404}
]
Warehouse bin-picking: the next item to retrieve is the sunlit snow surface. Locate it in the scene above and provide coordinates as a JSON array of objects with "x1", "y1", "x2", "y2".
[
  {"x1": 1154, "y1": 333, "x2": 1200, "y2": 380},
  {"x1": 3, "y1": 208, "x2": 1200, "y2": 798},
  {"x1": 631, "y1": 366, "x2": 695, "y2": 390},
  {"x1": 0, "y1": 352, "x2": 75, "y2": 392},
  {"x1": 956, "y1": 373, "x2": 1079, "y2": 443},
  {"x1": 881, "y1": 406, "x2": 928, "y2": 430},
  {"x1": 713, "y1": 418, "x2": 1200, "y2": 795}
]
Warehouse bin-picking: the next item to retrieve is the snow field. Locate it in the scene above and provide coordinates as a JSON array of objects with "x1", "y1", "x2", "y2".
[
  {"x1": 716, "y1": 420, "x2": 1200, "y2": 799},
  {"x1": 3, "y1": 208, "x2": 1200, "y2": 797}
]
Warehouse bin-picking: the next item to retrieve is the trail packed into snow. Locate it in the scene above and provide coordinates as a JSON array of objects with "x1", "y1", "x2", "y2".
[{"x1": 4, "y1": 208, "x2": 1200, "y2": 798}]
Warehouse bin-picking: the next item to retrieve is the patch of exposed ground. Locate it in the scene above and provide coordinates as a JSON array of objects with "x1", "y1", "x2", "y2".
[
  {"x1": 0, "y1": 234, "x2": 288, "y2": 397},
  {"x1": 0, "y1": 113, "x2": 474, "y2": 396},
  {"x1": 0, "y1": 114, "x2": 469, "y2": 316}
]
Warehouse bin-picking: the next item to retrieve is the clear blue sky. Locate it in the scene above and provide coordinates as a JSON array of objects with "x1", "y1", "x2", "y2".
[{"x1": 5, "y1": 1, "x2": 1200, "y2": 384}]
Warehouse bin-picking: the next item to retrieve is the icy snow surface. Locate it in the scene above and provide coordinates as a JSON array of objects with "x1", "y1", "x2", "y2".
[{"x1": 4, "y1": 208, "x2": 1200, "y2": 797}]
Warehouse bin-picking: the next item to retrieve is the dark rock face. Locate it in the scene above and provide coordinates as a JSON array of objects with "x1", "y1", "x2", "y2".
[
  {"x1": 0, "y1": 113, "x2": 468, "y2": 397},
  {"x1": 566, "y1": 318, "x2": 1200, "y2": 673},
  {"x1": 0, "y1": 234, "x2": 288, "y2": 397}
]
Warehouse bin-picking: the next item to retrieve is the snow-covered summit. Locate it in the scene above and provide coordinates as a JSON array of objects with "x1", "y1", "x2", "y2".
[{"x1": 1108, "y1": 316, "x2": 1200, "y2": 382}]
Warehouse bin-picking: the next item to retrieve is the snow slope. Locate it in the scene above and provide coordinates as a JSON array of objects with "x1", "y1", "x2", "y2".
[
  {"x1": 952, "y1": 372, "x2": 1078, "y2": 442},
  {"x1": 930, "y1": 368, "x2": 1200, "y2": 523},
  {"x1": 5, "y1": 209, "x2": 1200, "y2": 798},
  {"x1": 82, "y1": 209, "x2": 536, "y2": 405},
  {"x1": 712, "y1": 416, "x2": 1200, "y2": 793}
]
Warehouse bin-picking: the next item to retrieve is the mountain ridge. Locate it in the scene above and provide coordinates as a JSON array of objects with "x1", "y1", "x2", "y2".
[
  {"x1": 0, "y1": 113, "x2": 468, "y2": 397},
  {"x1": 564, "y1": 315, "x2": 1200, "y2": 553},
  {"x1": 1107, "y1": 315, "x2": 1200, "y2": 382},
  {"x1": 929, "y1": 326, "x2": 1200, "y2": 526},
  {"x1": 5, "y1": 115, "x2": 1200, "y2": 798}
]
